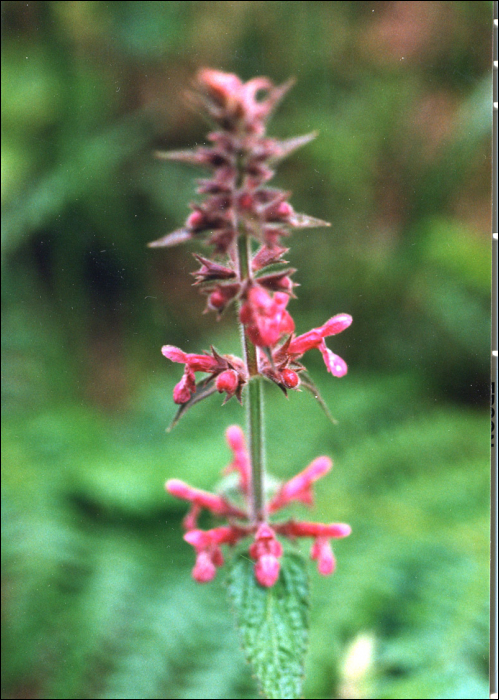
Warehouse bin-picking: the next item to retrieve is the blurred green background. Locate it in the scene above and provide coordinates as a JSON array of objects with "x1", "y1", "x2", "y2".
[{"x1": 1, "y1": 2, "x2": 492, "y2": 699}]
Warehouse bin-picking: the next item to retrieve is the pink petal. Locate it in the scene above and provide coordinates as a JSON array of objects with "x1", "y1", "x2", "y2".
[
  {"x1": 192, "y1": 551, "x2": 217, "y2": 583},
  {"x1": 225, "y1": 425, "x2": 245, "y2": 452},
  {"x1": 320, "y1": 314, "x2": 352, "y2": 337},
  {"x1": 254, "y1": 554, "x2": 280, "y2": 587},
  {"x1": 173, "y1": 376, "x2": 193, "y2": 404},
  {"x1": 162, "y1": 345, "x2": 187, "y2": 363},
  {"x1": 278, "y1": 520, "x2": 351, "y2": 539},
  {"x1": 166, "y1": 479, "x2": 195, "y2": 501},
  {"x1": 269, "y1": 456, "x2": 332, "y2": 511},
  {"x1": 288, "y1": 329, "x2": 322, "y2": 355},
  {"x1": 310, "y1": 539, "x2": 336, "y2": 576},
  {"x1": 319, "y1": 343, "x2": 348, "y2": 377}
]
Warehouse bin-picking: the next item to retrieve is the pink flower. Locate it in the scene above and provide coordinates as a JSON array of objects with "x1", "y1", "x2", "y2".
[
  {"x1": 277, "y1": 520, "x2": 352, "y2": 540},
  {"x1": 310, "y1": 538, "x2": 336, "y2": 576},
  {"x1": 192, "y1": 550, "x2": 218, "y2": 583},
  {"x1": 276, "y1": 520, "x2": 351, "y2": 577},
  {"x1": 166, "y1": 479, "x2": 246, "y2": 520},
  {"x1": 288, "y1": 313, "x2": 352, "y2": 377},
  {"x1": 172, "y1": 369, "x2": 196, "y2": 405},
  {"x1": 268, "y1": 456, "x2": 332, "y2": 512},
  {"x1": 162, "y1": 345, "x2": 219, "y2": 373},
  {"x1": 162, "y1": 344, "x2": 245, "y2": 404},
  {"x1": 240, "y1": 287, "x2": 295, "y2": 347},
  {"x1": 184, "y1": 525, "x2": 244, "y2": 550},
  {"x1": 197, "y1": 69, "x2": 244, "y2": 110},
  {"x1": 249, "y1": 524, "x2": 283, "y2": 587},
  {"x1": 184, "y1": 526, "x2": 244, "y2": 583},
  {"x1": 224, "y1": 425, "x2": 250, "y2": 495},
  {"x1": 196, "y1": 70, "x2": 292, "y2": 136},
  {"x1": 164, "y1": 424, "x2": 350, "y2": 587}
]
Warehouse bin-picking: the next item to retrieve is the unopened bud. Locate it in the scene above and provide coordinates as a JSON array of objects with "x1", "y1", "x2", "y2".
[
  {"x1": 187, "y1": 210, "x2": 205, "y2": 231},
  {"x1": 282, "y1": 369, "x2": 300, "y2": 389},
  {"x1": 276, "y1": 201, "x2": 293, "y2": 218},
  {"x1": 209, "y1": 288, "x2": 226, "y2": 310},
  {"x1": 239, "y1": 192, "x2": 254, "y2": 210},
  {"x1": 216, "y1": 369, "x2": 239, "y2": 394}
]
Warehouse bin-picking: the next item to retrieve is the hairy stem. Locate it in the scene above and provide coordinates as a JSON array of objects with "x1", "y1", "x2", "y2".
[{"x1": 237, "y1": 233, "x2": 266, "y2": 523}]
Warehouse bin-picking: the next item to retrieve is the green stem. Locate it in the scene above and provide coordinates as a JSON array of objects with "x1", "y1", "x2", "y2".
[
  {"x1": 237, "y1": 234, "x2": 266, "y2": 523},
  {"x1": 248, "y1": 376, "x2": 265, "y2": 522}
]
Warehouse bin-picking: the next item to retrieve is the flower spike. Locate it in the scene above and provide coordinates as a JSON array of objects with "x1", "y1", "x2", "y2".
[{"x1": 155, "y1": 70, "x2": 352, "y2": 595}]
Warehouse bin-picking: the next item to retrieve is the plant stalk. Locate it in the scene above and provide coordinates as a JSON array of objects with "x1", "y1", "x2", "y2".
[{"x1": 237, "y1": 233, "x2": 266, "y2": 523}]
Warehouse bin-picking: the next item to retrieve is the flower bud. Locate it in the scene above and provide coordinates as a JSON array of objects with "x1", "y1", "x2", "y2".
[
  {"x1": 281, "y1": 368, "x2": 300, "y2": 389},
  {"x1": 187, "y1": 210, "x2": 205, "y2": 231},
  {"x1": 207, "y1": 284, "x2": 240, "y2": 312},
  {"x1": 216, "y1": 369, "x2": 239, "y2": 395},
  {"x1": 276, "y1": 201, "x2": 293, "y2": 218},
  {"x1": 238, "y1": 192, "x2": 254, "y2": 210},
  {"x1": 208, "y1": 288, "x2": 227, "y2": 310}
]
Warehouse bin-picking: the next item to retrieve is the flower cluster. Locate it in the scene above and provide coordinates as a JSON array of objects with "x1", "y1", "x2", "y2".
[
  {"x1": 166, "y1": 426, "x2": 351, "y2": 586},
  {"x1": 163, "y1": 303, "x2": 351, "y2": 402},
  {"x1": 161, "y1": 344, "x2": 247, "y2": 404}
]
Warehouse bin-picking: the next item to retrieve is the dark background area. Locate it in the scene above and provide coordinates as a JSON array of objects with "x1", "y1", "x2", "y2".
[{"x1": 1, "y1": 2, "x2": 492, "y2": 699}]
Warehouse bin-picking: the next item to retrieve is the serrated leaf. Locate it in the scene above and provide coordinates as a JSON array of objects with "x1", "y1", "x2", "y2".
[{"x1": 227, "y1": 552, "x2": 309, "y2": 700}]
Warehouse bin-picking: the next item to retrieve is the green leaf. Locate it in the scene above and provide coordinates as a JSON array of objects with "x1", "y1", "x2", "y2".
[{"x1": 227, "y1": 552, "x2": 309, "y2": 699}]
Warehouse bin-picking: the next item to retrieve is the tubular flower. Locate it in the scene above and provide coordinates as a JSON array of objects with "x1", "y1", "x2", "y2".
[
  {"x1": 184, "y1": 526, "x2": 245, "y2": 583},
  {"x1": 162, "y1": 344, "x2": 247, "y2": 404},
  {"x1": 224, "y1": 425, "x2": 251, "y2": 495},
  {"x1": 310, "y1": 538, "x2": 336, "y2": 576},
  {"x1": 165, "y1": 478, "x2": 247, "y2": 530},
  {"x1": 165, "y1": 426, "x2": 350, "y2": 586},
  {"x1": 268, "y1": 456, "x2": 332, "y2": 512},
  {"x1": 249, "y1": 524, "x2": 283, "y2": 588},
  {"x1": 283, "y1": 313, "x2": 353, "y2": 377}
]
